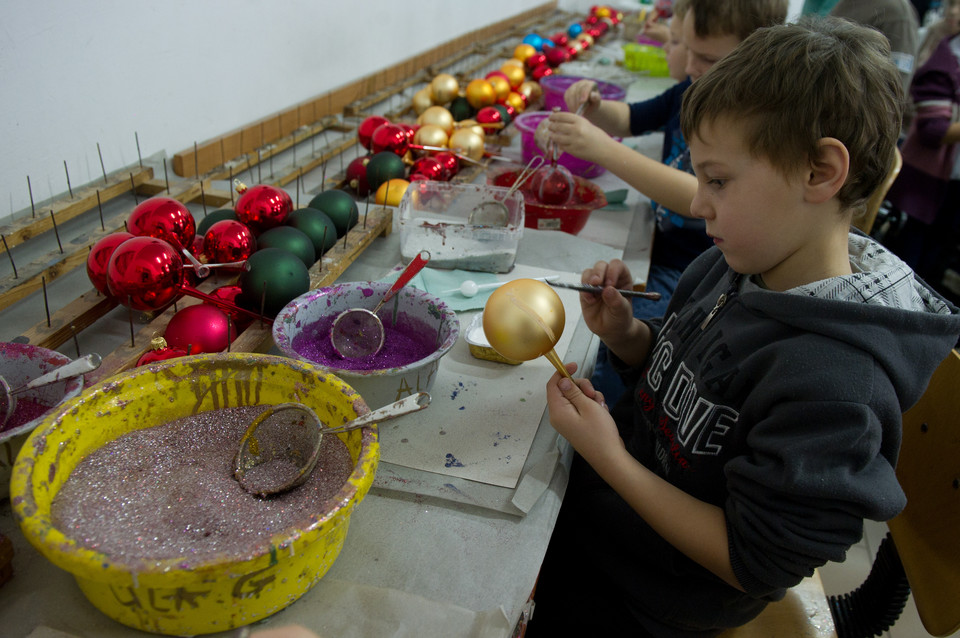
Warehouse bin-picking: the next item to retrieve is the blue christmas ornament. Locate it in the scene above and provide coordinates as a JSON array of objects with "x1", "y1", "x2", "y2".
[
  {"x1": 568, "y1": 23, "x2": 583, "y2": 37},
  {"x1": 522, "y1": 33, "x2": 544, "y2": 51}
]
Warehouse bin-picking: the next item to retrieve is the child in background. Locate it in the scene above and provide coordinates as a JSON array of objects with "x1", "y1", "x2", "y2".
[
  {"x1": 887, "y1": 7, "x2": 960, "y2": 291},
  {"x1": 554, "y1": 0, "x2": 788, "y2": 406},
  {"x1": 528, "y1": 17, "x2": 960, "y2": 637},
  {"x1": 917, "y1": 0, "x2": 960, "y2": 66}
]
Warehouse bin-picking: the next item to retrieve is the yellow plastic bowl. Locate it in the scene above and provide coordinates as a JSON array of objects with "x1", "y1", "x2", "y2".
[{"x1": 10, "y1": 353, "x2": 379, "y2": 635}]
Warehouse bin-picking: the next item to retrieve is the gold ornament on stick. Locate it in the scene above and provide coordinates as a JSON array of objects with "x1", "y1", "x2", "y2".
[{"x1": 430, "y1": 73, "x2": 460, "y2": 105}]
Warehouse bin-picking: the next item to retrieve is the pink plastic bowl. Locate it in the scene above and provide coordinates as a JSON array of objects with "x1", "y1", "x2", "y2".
[
  {"x1": 539, "y1": 75, "x2": 627, "y2": 112},
  {"x1": 514, "y1": 111, "x2": 619, "y2": 179}
]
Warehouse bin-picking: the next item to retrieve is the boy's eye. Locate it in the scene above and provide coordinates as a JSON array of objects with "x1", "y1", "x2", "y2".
[{"x1": 707, "y1": 178, "x2": 726, "y2": 188}]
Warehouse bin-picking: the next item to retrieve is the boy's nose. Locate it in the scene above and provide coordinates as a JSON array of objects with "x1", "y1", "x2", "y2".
[{"x1": 689, "y1": 187, "x2": 711, "y2": 220}]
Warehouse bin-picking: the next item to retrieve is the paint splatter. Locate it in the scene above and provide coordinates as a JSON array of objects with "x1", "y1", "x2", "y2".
[
  {"x1": 450, "y1": 381, "x2": 466, "y2": 400},
  {"x1": 444, "y1": 453, "x2": 464, "y2": 468},
  {"x1": 458, "y1": 406, "x2": 465, "y2": 410}
]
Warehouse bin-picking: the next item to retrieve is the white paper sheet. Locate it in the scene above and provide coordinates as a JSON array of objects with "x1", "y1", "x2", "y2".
[{"x1": 378, "y1": 264, "x2": 582, "y2": 488}]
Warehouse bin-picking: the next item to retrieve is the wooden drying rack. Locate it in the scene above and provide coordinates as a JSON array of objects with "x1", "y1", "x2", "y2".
[{"x1": 0, "y1": 3, "x2": 590, "y2": 384}]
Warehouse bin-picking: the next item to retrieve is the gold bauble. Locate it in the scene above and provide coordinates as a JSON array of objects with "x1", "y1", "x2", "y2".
[
  {"x1": 375, "y1": 178, "x2": 410, "y2": 206},
  {"x1": 448, "y1": 128, "x2": 485, "y2": 162},
  {"x1": 417, "y1": 105, "x2": 454, "y2": 136},
  {"x1": 513, "y1": 43, "x2": 537, "y2": 63},
  {"x1": 456, "y1": 119, "x2": 485, "y2": 139},
  {"x1": 482, "y1": 279, "x2": 566, "y2": 362},
  {"x1": 487, "y1": 75, "x2": 511, "y2": 101},
  {"x1": 577, "y1": 33, "x2": 594, "y2": 47},
  {"x1": 465, "y1": 79, "x2": 497, "y2": 109},
  {"x1": 412, "y1": 88, "x2": 434, "y2": 115},
  {"x1": 430, "y1": 73, "x2": 460, "y2": 105},
  {"x1": 518, "y1": 80, "x2": 543, "y2": 102},
  {"x1": 500, "y1": 63, "x2": 526, "y2": 89},
  {"x1": 413, "y1": 124, "x2": 449, "y2": 149},
  {"x1": 505, "y1": 91, "x2": 526, "y2": 114},
  {"x1": 501, "y1": 58, "x2": 525, "y2": 70}
]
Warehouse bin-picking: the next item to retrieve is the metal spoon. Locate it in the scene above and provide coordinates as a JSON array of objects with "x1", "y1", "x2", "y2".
[
  {"x1": 467, "y1": 155, "x2": 544, "y2": 226},
  {"x1": 0, "y1": 353, "x2": 102, "y2": 427},
  {"x1": 234, "y1": 392, "x2": 431, "y2": 497},
  {"x1": 330, "y1": 250, "x2": 431, "y2": 358}
]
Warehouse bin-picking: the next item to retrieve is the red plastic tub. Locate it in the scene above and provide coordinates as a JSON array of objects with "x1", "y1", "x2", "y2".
[{"x1": 488, "y1": 166, "x2": 608, "y2": 235}]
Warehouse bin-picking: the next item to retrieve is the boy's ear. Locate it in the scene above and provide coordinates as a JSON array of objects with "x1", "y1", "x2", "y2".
[{"x1": 804, "y1": 137, "x2": 849, "y2": 204}]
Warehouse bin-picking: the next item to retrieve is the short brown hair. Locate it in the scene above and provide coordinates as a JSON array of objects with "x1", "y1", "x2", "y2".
[
  {"x1": 687, "y1": 0, "x2": 788, "y2": 41},
  {"x1": 680, "y1": 17, "x2": 904, "y2": 212}
]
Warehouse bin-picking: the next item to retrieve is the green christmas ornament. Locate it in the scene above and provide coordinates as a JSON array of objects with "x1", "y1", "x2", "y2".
[
  {"x1": 255, "y1": 226, "x2": 316, "y2": 268},
  {"x1": 365, "y1": 151, "x2": 407, "y2": 193},
  {"x1": 197, "y1": 209, "x2": 237, "y2": 236},
  {"x1": 238, "y1": 247, "x2": 311, "y2": 317},
  {"x1": 491, "y1": 103, "x2": 512, "y2": 126},
  {"x1": 449, "y1": 96, "x2": 475, "y2": 122},
  {"x1": 307, "y1": 190, "x2": 359, "y2": 238},
  {"x1": 287, "y1": 207, "x2": 338, "y2": 256}
]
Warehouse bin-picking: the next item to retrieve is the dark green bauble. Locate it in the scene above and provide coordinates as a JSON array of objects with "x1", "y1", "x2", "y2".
[
  {"x1": 491, "y1": 103, "x2": 512, "y2": 126},
  {"x1": 365, "y1": 151, "x2": 407, "y2": 193},
  {"x1": 255, "y1": 226, "x2": 316, "y2": 268},
  {"x1": 287, "y1": 207, "x2": 338, "y2": 256},
  {"x1": 238, "y1": 247, "x2": 311, "y2": 317},
  {"x1": 449, "y1": 96, "x2": 475, "y2": 122},
  {"x1": 307, "y1": 190, "x2": 359, "y2": 238},
  {"x1": 196, "y1": 209, "x2": 238, "y2": 236}
]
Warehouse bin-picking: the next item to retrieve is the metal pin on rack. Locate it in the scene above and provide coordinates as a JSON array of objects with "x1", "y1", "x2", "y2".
[
  {"x1": 257, "y1": 150, "x2": 262, "y2": 183},
  {"x1": 321, "y1": 163, "x2": 326, "y2": 192},
  {"x1": 296, "y1": 172, "x2": 301, "y2": 208},
  {"x1": 319, "y1": 227, "x2": 327, "y2": 272},
  {"x1": 363, "y1": 194, "x2": 370, "y2": 229},
  {"x1": 200, "y1": 181, "x2": 207, "y2": 216},
  {"x1": 130, "y1": 173, "x2": 139, "y2": 205},
  {"x1": 27, "y1": 175, "x2": 36, "y2": 219},
  {"x1": 220, "y1": 138, "x2": 226, "y2": 169},
  {"x1": 97, "y1": 142, "x2": 108, "y2": 185},
  {"x1": 127, "y1": 297, "x2": 135, "y2": 347},
  {"x1": 96, "y1": 190, "x2": 105, "y2": 230},
  {"x1": 64, "y1": 160, "x2": 74, "y2": 198},
  {"x1": 135, "y1": 131, "x2": 143, "y2": 167},
  {"x1": 259, "y1": 282, "x2": 268, "y2": 329},
  {"x1": 41, "y1": 276, "x2": 51, "y2": 327},
  {"x1": 229, "y1": 166, "x2": 235, "y2": 205},
  {"x1": 194, "y1": 142, "x2": 199, "y2": 180},
  {"x1": 49, "y1": 211, "x2": 63, "y2": 254},
  {"x1": 70, "y1": 324, "x2": 81, "y2": 358},
  {"x1": 2, "y1": 235, "x2": 17, "y2": 278},
  {"x1": 163, "y1": 158, "x2": 170, "y2": 194}
]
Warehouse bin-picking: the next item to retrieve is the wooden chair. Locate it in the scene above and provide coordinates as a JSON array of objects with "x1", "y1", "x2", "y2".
[
  {"x1": 722, "y1": 349, "x2": 960, "y2": 638},
  {"x1": 853, "y1": 147, "x2": 903, "y2": 235}
]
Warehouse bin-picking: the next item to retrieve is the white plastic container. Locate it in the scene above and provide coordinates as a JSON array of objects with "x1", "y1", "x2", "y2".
[{"x1": 398, "y1": 180, "x2": 524, "y2": 273}]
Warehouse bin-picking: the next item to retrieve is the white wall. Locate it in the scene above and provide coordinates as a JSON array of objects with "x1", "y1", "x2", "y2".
[{"x1": 0, "y1": 0, "x2": 550, "y2": 216}]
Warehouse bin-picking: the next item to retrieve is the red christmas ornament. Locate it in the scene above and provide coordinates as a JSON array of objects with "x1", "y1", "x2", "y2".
[
  {"x1": 476, "y1": 106, "x2": 504, "y2": 128},
  {"x1": 164, "y1": 304, "x2": 237, "y2": 355},
  {"x1": 136, "y1": 336, "x2": 189, "y2": 366},
  {"x1": 370, "y1": 123, "x2": 410, "y2": 156},
  {"x1": 106, "y1": 236, "x2": 184, "y2": 311},
  {"x1": 532, "y1": 64, "x2": 555, "y2": 80},
  {"x1": 346, "y1": 155, "x2": 371, "y2": 195},
  {"x1": 544, "y1": 44, "x2": 570, "y2": 67},
  {"x1": 552, "y1": 33, "x2": 569, "y2": 46},
  {"x1": 127, "y1": 196, "x2": 196, "y2": 250},
  {"x1": 205, "y1": 284, "x2": 252, "y2": 331},
  {"x1": 87, "y1": 231, "x2": 135, "y2": 297},
  {"x1": 410, "y1": 156, "x2": 445, "y2": 182},
  {"x1": 566, "y1": 45, "x2": 579, "y2": 58},
  {"x1": 358, "y1": 115, "x2": 390, "y2": 150},
  {"x1": 398, "y1": 122, "x2": 420, "y2": 142},
  {"x1": 408, "y1": 173, "x2": 430, "y2": 183},
  {"x1": 203, "y1": 219, "x2": 257, "y2": 265},
  {"x1": 234, "y1": 183, "x2": 293, "y2": 234},
  {"x1": 433, "y1": 151, "x2": 460, "y2": 181},
  {"x1": 502, "y1": 102, "x2": 517, "y2": 119},
  {"x1": 190, "y1": 234, "x2": 205, "y2": 258},
  {"x1": 526, "y1": 53, "x2": 547, "y2": 70}
]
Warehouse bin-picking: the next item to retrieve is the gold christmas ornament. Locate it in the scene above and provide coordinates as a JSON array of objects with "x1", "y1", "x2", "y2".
[
  {"x1": 412, "y1": 88, "x2": 434, "y2": 115},
  {"x1": 487, "y1": 75, "x2": 511, "y2": 101},
  {"x1": 417, "y1": 105, "x2": 455, "y2": 136},
  {"x1": 500, "y1": 63, "x2": 526, "y2": 89},
  {"x1": 501, "y1": 58, "x2": 525, "y2": 70},
  {"x1": 375, "y1": 178, "x2": 410, "y2": 206},
  {"x1": 465, "y1": 79, "x2": 497, "y2": 109},
  {"x1": 430, "y1": 73, "x2": 459, "y2": 105},
  {"x1": 513, "y1": 43, "x2": 537, "y2": 63},
  {"x1": 577, "y1": 33, "x2": 595, "y2": 47},
  {"x1": 455, "y1": 119, "x2": 485, "y2": 139},
  {"x1": 518, "y1": 80, "x2": 543, "y2": 102},
  {"x1": 505, "y1": 91, "x2": 526, "y2": 113},
  {"x1": 413, "y1": 124, "x2": 449, "y2": 149},
  {"x1": 448, "y1": 128, "x2": 485, "y2": 162}
]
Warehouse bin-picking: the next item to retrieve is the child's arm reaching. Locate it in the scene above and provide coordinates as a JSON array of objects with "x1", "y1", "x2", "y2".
[
  {"x1": 547, "y1": 111, "x2": 698, "y2": 215},
  {"x1": 563, "y1": 78, "x2": 633, "y2": 138},
  {"x1": 546, "y1": 370, "x2": 743, "y2": 592}
]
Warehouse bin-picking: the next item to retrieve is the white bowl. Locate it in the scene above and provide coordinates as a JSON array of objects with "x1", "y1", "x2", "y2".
[{"x1": 273, "y1": 282, "x2": 459, "y2": 408}]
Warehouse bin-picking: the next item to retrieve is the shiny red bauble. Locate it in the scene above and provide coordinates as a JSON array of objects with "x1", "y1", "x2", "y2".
[
  {"x1": 234, "y1": 184, "x2": 293, "y2": 234},
  {"x1": 410, "y1": 156, "x2": 445, "y2": 182},
  {"x1": 136, "y1": 337, "x2": 189, "y2": 366},
  {"x1": 205, "y1": 284, "x2": 252, "y2": 330},
  {"x1": 544, "y1": 45, "x2": 571, "y2": 67},
  {"x1": 87, "y1": 231, "x2": 135, "y2": 297},
  {"x1": 370, "y1": 123, "x2": 410, "y2": 156},
  {"x1": 532, "y1": 64, "x2": 555, "y2": 80},
  {"x1": 476, "y1": 106, "x2": 504, "y2": 127},
  {"x1": 552, "y1": 33, "x2": 569, "y2": 46},
  {"x1": 525, "y1": 53, "x2": 547, "y2": 70},
  {"x1": 432, "y1": 151, "x2": 460, "y2": 181},
  {"x1": 106, "y1": 236, "x2": 183, "y2": 311},
  {"x1": 346, "y1": 155, "x2": 371, "y2": 195},
  {"x1": 164, "y1": 304, "x2": 237, "y2": 355},
  {"x1": 127, "y1": 196, "x2": 196, "y2": 250},
  {"x1": 358, "y1": 115, "x2": 390, "y2": 150},
  {"x1": 398, "y1": 122, "x2": 419, "y2": 143},
  {"x1": 203, "y1": 219, "x2": 257, "y2": 264}
]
